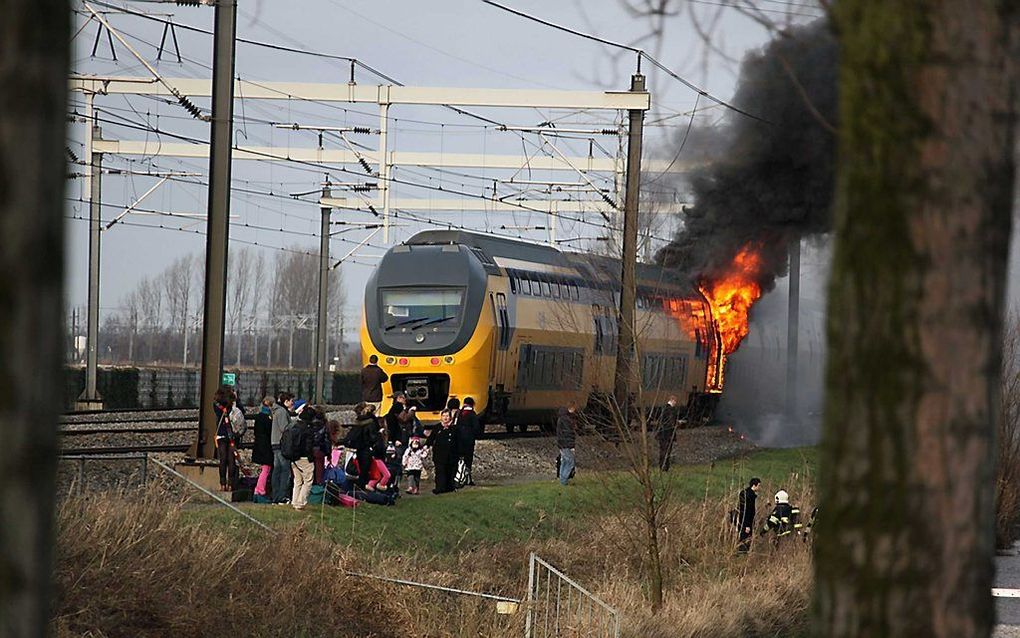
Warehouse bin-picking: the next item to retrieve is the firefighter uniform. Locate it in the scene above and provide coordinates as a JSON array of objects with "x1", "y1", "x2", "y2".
[{"x1": 760, "y1": 490, "x2": 802, "y2": 543}]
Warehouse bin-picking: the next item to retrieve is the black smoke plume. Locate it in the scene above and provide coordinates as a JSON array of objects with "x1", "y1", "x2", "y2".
[{"x1": 657, "y1": 20, "x2": 837, "y2": 291}]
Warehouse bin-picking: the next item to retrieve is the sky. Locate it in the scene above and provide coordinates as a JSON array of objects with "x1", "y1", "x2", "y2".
[{"x1": 66, "y1": 0, "x2": 837, "y2": 331}]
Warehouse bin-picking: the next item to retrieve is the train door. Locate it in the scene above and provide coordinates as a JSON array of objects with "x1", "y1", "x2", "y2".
[{"x1": 490, "y1": 292, "x2": 510, "y2": 383}]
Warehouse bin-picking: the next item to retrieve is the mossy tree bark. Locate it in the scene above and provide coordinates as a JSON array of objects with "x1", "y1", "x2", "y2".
[
  {"x1": 0, "y1": 1, "x2": 69, "y2": 636},
  {"x1": 815, "y1": 2, "x2": 1019, "y2": 637}
]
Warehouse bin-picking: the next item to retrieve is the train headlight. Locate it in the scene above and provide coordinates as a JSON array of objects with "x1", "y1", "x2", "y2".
[
  {"x1": 385, "y1": 356, "x2": 395, "y2": 365},
  {"x1": 414, "y1": 333, "x2": 425, "y2": 344},
  {"x1": 444, "y1": 356, "x2": 455, "y2": 364}
]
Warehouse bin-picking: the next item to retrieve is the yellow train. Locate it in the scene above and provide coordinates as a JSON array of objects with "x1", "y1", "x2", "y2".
[{"x1": 361, "y1": 230, "x2": 724, "y2": 429}]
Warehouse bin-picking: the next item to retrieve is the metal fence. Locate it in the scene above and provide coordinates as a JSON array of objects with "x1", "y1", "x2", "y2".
[{"x1": 525, "y1": 553, "x2": 620, "y2": 638}]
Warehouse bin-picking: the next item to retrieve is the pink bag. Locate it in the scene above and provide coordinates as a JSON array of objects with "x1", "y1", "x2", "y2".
[{"x1": 339, "y1": 494, "x2": 360, "y2": 508}]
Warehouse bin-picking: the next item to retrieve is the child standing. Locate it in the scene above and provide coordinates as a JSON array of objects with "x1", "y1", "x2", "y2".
[
  {"x1": 384, "y1": 440, "x2": 403, "y2": 492},
  {"x1": 402, "y1": 436, "x2": 429, "y2": 495}
]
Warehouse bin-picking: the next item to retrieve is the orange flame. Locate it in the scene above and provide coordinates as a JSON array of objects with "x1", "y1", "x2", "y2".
[{"x1": 699, "y1": 245, "x2": 764, "y2": 355}]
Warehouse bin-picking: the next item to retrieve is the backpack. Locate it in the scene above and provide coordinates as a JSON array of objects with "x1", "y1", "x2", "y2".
[
  {"x1": 280, "y1": 423, "x2": 307, "y2": 462},
  {"x1": 229, "y1": 405, "x2": 247, "y2": 439}
]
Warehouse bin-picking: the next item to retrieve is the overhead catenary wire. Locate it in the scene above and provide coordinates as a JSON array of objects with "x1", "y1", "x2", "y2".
[{"x1": 478, "y1": 0, "x2": 773, "y2": 124}]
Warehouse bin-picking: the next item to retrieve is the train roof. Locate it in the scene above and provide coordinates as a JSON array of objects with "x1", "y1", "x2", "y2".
[{"x1": 404, "y1": 230, "x2": 697, "y2": 296}]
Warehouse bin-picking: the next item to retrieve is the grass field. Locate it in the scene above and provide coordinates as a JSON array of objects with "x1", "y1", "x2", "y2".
[
  {"x1": 54, "y1": 447, "x2": 818, "y2": 637},
  {"x1": 192, "y1": 447, "x2": 817, "y2": 557}
]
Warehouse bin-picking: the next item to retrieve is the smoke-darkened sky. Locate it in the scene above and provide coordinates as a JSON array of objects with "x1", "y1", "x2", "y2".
[{"x1": 657, "y1": 19, "x2": 838, "y2": 293}]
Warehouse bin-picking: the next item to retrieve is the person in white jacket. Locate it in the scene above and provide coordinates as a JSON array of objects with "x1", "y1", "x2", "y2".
[{"x1": 401, "y1": 436, "x2": 429, "y2": 495}]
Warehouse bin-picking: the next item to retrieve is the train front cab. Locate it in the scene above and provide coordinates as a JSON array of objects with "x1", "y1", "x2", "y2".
[{"x1": 361, "y1": 242, "x2": 495, "y2": 422}]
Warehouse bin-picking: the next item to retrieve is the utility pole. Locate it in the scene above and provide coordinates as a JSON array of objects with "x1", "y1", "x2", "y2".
[
  {"x1": 785, "y1": 238, "x2": 801, "y2": 420},
  {"x1": 612, "y1": 73, "x2": 647, "y2": 413},
  {"x1": 78, "y1": 93, "x2": 104, "y2": 409},
  {"x1": 314, "y1": 184, "x2": 332, "y2": 404},
  {"x1": 192, "y1": 0, "x2": 236, "y2": 460},
  {"x1": 378, "y1": 96, "x2": 392, "y2": 243}
]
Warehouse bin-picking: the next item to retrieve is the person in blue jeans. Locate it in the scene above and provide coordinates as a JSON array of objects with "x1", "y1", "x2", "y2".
[
  {"x1": 556, "y1": 402, "x2": 578, "y2": 486},
  {"x1": 270, "y1": 392, "x2": 295, "y2": 503}
]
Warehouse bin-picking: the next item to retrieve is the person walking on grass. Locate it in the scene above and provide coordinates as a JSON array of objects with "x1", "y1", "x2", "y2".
[
  {"x1": 271, "y1": 392, "x2": 295, "y2": 503},
  {"x1": 427, "y1": 409, "x2": 459, "y2": 494},
  {"x1": 251, "y1": 396, "x2": 275, "y2": 503},
  {"x1": 361, "y1": 354, "x2": 388, "y2": 413},
  {"x1": 735, "y1": 477, "x2": 761, "y2": 553},
  {"x1": 656, "y1": 395, "x2": 684, "y2": 472},
  {"x1": 556, "y1": 402, "x2": 578, "y2": 486}
]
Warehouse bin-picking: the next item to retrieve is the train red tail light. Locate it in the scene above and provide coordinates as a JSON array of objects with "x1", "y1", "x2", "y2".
[
  {"x1": 430, "y1": 357, "x2": 441, "y2": 366},
  {"x1": 398, "y1": 357, "x2": 409, "y2": 366}
]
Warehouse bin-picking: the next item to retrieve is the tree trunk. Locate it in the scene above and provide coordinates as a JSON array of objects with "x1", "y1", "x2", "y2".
[
  {"x1": 815, "y1": 3, "x2": 1018, "y2": 637},
  {"x1": 0, "y1": 1, "x2": 69, "y2": 634}
]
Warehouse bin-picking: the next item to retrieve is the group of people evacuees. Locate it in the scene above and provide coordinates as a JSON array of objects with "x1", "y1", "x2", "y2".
[
  {"x1": 212, "y1": 354, "x2": 697, "y2": 505},
  {"x1": 210, "y1": 355, "x2": 486, "y2": 509},
  {"x1": 733, "y1": 477, "x2": 819, "y2": 552}
]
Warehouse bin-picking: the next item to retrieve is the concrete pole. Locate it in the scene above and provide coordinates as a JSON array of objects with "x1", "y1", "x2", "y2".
[
  {"x1": 785, "y1": 238, "x2": 801, "y2": 420},
  {"x1": 193, "y1": 0, "x2": 236, "y2": 460},
  {"x1": 314, "y1": 186, "x2": 331, "y2": 404},
  {"x1": 612, "y1": 73, "x2": 646, "y2": 413},
  {"x1": 79, "y1": 92, "x2": 103, "y2": 408}
]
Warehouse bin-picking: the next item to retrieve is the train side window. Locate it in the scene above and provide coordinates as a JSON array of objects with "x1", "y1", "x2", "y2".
[
  {"x1": 509, "y1": 276, "x2": 518, "y2": 294},
  {"x1": 528, "y1": 278, "x2": 538, "y2": 295},
  {"x1": 541, "y1": 280, "x2": 551, "y2": 297},
  {"x1": 522, "y1": 278, "x2": 532, "y2": 295},
  {"x1": 570, "y1": 284, "x2": 579, "y2": 300},
  {"x1": 551, "y1": 281, "x2": 560, "y2": 298}
]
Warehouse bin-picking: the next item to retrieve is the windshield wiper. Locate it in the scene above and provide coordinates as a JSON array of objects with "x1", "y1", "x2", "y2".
[
  {"x1": 414, "y1": 316, "x2": 458, "y2": 328},
  {"x1": 385, "y1": 316, "x2": 428, "y2": 331}
]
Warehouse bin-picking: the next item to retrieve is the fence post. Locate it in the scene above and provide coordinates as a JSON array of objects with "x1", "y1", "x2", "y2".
[
  {"x1": 525, "y1": 552, "x2": 536, "y2": 638},
  {"x1": 140, "y1": 454, "x2": 148, "y2": 485}
]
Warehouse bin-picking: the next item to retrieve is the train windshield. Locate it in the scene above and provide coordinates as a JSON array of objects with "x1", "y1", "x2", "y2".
[{"x1": 381, "y1": 288, "x2": 464, "y2": 330}]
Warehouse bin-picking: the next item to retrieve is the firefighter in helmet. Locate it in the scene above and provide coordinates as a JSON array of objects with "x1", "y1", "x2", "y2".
[{"x1": 760, "y1": 489, "x2": 802, "y2": 543}]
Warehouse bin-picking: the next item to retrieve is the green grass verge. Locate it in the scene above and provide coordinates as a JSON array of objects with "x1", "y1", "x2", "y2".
[{"x1": 189, "y1": 447, "x2": 816, "y2": 556}]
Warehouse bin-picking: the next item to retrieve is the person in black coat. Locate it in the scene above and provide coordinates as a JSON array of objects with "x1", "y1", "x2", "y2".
[
  {"x1": 655, "y1": 395, "x2": 684, "y2": 472},
  {"x1": 426, "y1": 409, "x2": 459, "y2": 494},
  {"x1": 251, "y1": 396, "x2": 275, "y2": 501},
  {"x1": 344, "y1": 403, "x2": 380, "y2": 487},
  {"x1": 385, "y1": 392, "x2": 410, "y2": 450},
  {"x1": 456, "y1": 397, "x2": 482, "y2": 486},
  {"x1": 736, "y1": 477, "x2": 761, "y2": 553}
]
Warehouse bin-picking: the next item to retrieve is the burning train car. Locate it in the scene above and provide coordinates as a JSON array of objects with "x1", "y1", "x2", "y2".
[{"x1": 361, "y1": 230, "x2": 764, "y2": 429}]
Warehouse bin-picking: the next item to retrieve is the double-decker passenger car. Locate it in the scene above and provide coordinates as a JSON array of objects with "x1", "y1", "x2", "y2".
[{"x1": 361, "y1": 230, "x2": 723, "y2": 428}]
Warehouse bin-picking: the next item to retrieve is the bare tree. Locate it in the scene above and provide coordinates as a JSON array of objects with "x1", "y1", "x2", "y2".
[
  {"x1": 250, "y1": 251, "x2": 267, "y2": 367},
  {"x1": 227, "y1": 247, "x2": 254, "y2": 366},
  {"x1": 0, "y1": 0, "x2": 69, "y2": 634},
  {"x1": 814, "y1": 2, "x2": 1019, "y2": 635},
  {"x1": 136, "y1": 276, "x2": 162, "y2": 363},
  {"x1": 162, "y1": 254, "x2": 195, "y2": 366},
  {"x1": 271, "y1": 247, "x2": 319, "y2": 368}
]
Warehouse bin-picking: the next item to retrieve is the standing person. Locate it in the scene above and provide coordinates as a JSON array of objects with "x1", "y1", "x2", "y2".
[
  {"x1": 402, "y1": 436, "x2": 429, "y2": 495},
  {"x1": 556, "y1": 402, "x2": 578, "y2": 486},
  {"x1": 311, "y1": 405, "x2": 329, "y2": 485},
  {"x1": 385, "y1": 391, "x2": 409, "y2": 450},
  {"x1": 251, "y1": 396, "x2": 275, "y2": 503},
  {"x1": 213, "y1": 387, "x2": 235, "y2": 492},
  {"x1": 361, "y1": 355, "x2": 388, "y2": 413},
  {"x1": 271, "y1": 392, "x2": 295, "y2": 503},
  {"x1": 736, "y1": 477, "x2": 761, "y2": 553},
  {"x1": 656, "y1": 395, "x2": 683, "y2": 472},
  {"x1": 426, "y1": 409, "x2": 459, "y2": 494},
  {"x1": 456, "y1": 397, "x2": 481, "y2": 486},
  {"x1": 344, "y1": 403, "x2": 378, "y2": 487},
  {"x1": 288, "y1": 405, "x2": 317, "y2": 510},
  {"x1": 761, "y1": 489, "x2": 802, "y2": 544}
]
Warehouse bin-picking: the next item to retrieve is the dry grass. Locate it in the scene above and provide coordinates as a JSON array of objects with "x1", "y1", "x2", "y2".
[
  {"x1": 52, "y1": 458, "x2": 815, "y2": 637},
  {"x1": 51, "y1": 488, "x2": 408, "y2": 637}
]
